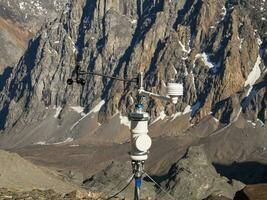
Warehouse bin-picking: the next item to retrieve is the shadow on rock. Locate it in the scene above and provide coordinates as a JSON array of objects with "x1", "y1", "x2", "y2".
[
  {"x1": 213, "y1": 162, "x2": 267, "y2": 184},
  {"x1": 0, "y1": 66, "x2": 12, "y2": 92}
]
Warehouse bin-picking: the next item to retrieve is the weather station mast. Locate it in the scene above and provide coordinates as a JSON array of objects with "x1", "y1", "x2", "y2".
[{"x1": 67, "y1": 65, "x2": 183, "y2": 200}]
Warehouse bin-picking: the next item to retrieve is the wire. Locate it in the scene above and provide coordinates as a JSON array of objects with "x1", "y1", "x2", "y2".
[
  {"x1": 142, "y1": 171, "x2": 177, "y2": 200},
  {"x1": 98, "y1": 174, "x2": 134, "y2": 200},
  {"x1": 81, "y1": 71, "x2": 138, "y2": 83}
]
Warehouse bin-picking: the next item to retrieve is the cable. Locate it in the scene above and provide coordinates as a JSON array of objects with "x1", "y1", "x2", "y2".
[
  {"x1": 105, "y1": 174, "x2": 134, "y2": 200},
  {"x1": 96, "y1": 174, "x2": 134, "y2": 200},
  {"x1": 142, "y1": 171, "x2": 177, "y2": 200},
  {"x1": 81, "y1": 71, "x2": 138, "y2": 83}
]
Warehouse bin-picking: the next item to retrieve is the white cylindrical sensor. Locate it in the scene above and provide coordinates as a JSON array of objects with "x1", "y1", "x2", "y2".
[{"x1": 130, "y1": 111, "x2": 151, "y2": 161}]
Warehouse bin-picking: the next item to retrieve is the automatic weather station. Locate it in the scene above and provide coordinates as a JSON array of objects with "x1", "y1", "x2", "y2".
[{"x1": 67, "y1": 65, "x2": 183, "y2": 200}]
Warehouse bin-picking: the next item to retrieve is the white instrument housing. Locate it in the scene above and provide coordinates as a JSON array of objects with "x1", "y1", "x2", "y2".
[
  {"x1": 130, "y1": 111, "x2": 151, "y2": 161},
  {"x1": 167, "y1": 83, "x2": 183, "y2": 104}
]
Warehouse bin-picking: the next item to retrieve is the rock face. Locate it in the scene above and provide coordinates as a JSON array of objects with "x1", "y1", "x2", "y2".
[
  {"x1": 159, "y1": 146, "x2": 244, "y2": 200},
  {"x1": 0, "y1": 0, "x2": 67, "y2": 73},
  {"x1": 0, "y1": 0, "x2": 266, "y2": 145}
]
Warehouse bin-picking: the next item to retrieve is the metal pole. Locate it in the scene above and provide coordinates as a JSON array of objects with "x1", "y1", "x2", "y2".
[
  {"x1": 134, "y1": 179, "x2": 140, "y2": 200},
  {"x1": 138, "y1": 72, "x2": 144, "y2": 90},
  {"x1": 132, "y1": 161, "x2": 143, "y2": 200}
]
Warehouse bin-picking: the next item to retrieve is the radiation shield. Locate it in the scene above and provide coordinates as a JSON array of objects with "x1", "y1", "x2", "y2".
[{"x1": 167, "y1": 83, "x2": 183, "y2": 104}]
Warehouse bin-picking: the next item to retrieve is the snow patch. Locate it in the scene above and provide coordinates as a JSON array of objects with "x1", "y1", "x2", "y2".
[
  {"x1": 191, "y1": 71, "x2": 196, "y2": 91},
  {"x1": 247, "y1": 120, "x2": 256, "y2": 127},
  {"x1": 171, "y1": 112, "x2": 182, "y2": 121},
  {"x1": 151, "y1": 111, "x2": 166, "y2": 125},
  {"x1": 120, "y1": 115, "x2": 131, "y2": 128},
  {"x1": 161, "y1": 80, "x2": 167, "y2": 87},
  {"x1": 91, "y1": 100, "x2": 105, "y2": 113},
  {"x1": 244, "y1": 55, "x2": 262, "y2": 87},
  {"x1": 184, "y1": 69, "x2": 188, "y2": 77},
  {"x1": 35, "y1": 141, "x2": 47, "y2": 145},
  {"x1": 195, "y1": 53, "x2": 214, "y2": 69},
  {"x1": 221, "y1": 6, "x2": 226, "y2": 17},
  {"x1": 257, "y1": 38, "x2": 263, "y2": 46},
  {"x1": 257, "y1": 119, "x2": 265, "y2": 127},
  {"x1": 220, "y1": 6, "x2": 227, "y2": 21},
  {"x1": 131, "y1": 19, "x2": 137, "y2": 24},
  {"x1": 239, "y1": 38, "x2": 244, "y2": 49},
  {"x1": 70, "y1": 100, "x2": 105, "y2": 130},
  {"x1": 53, "y1": 138, "x2": 74, "y2": 145},
  {"x1": 54, "y1": 106, "x2": 62, "y2": 118},
  {"x1": 172, "y1": 66, "x2": 178, "y2": 75},
  {"x1": 19, "y1": 2, "x2": 25, "y2": 10},
  {"x1": 71, "y1": 106, "x2": 84, "y2": 114},
  {"x1": 213, "y1": 117, "x2": 219, "y2": 123},
  {"x1": 179, "y1": 41, "x2": 191, "y2": 53},
  {"x1": 183, "y1": 105, "x2": 192, "y2": 114},
  {"x1": 194, "y1": 53, "x2": 221, "y2": 73}
]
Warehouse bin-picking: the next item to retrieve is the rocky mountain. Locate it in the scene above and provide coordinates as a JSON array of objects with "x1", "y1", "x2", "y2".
[
  {"x1": 0, "y1": 0, "x2": 266, "y2": 147},
  {"x1": 0, "y1": 0, "x2": 266, "y2": 198},
  {"x1": 0, "y1": 0, "x2": 67, "y2": 73}
]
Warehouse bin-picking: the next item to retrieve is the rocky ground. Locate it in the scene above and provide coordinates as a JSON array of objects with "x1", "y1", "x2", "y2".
[
  {"x1": 0, "y1": 0, "x2": 266, "y2": 139},
  {"x1": 0, "y1": 150, "x2": 80, "y2": 193},
  {"x1": 2, "y1": 114, "x2": 265, "y2": 200}
]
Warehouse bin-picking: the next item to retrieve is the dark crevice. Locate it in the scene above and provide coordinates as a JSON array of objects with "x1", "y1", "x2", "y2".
[
  {"x1": 75, "y1": 0, "x2": 97, "y2": 62},
  {"x1": 241, "y1": 75, "x2": 267, "y2": 122},
  {"x1": 187, "y1": 0, "x2": 203, "y2": 40},
  {"x1": 0, "y1": 103, "x2": 9, "y2": 131},
  {"x1": 173, "y1": 0, "x2": 195, "y2": 30},
  {"x1": 145, "y1": 39, "x2": 166, "y2": 86},
  {"x1": 214, "y1": 162, "x2": 267, "y2": 184},
  {"x1": 211, "y1": 97, "x2": 234, "y2": 124},
  {"x1": 12, "y1": 36, "x2": 41, "y2": 103},
  {"x1": 0, "y1": 66, "x2": 12, "y2": 92},
  {"x1": 0, "y1": 35, "x2": 41, "y2": 131}
]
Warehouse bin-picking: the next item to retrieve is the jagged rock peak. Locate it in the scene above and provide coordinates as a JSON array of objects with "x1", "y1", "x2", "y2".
[
  {"x1": 0, "y1": 0, "x2": 68, "y2": 72},
  {"x1": 0, "y1": 0, "x2": 266, "y2": 134}
]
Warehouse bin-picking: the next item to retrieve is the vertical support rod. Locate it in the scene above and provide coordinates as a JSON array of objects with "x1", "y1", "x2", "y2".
[
  {"x1": 134, "y1": 178, "x2": 141, "y2": 200},
  {"x1": 132, "y1": 161, "x2": 144, "y2": 200},
  {"x1": 139, "y1": 72, "x2": 144, "y2": 90}
]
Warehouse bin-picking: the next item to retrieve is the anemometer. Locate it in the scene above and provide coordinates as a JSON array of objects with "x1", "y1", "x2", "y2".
[{"x1": 67, "y1": 65, "x2": 183, "y2": 200}]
